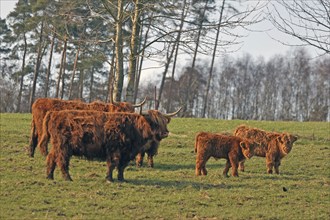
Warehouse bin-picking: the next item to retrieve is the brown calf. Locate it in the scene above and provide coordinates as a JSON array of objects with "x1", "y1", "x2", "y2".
[
  {"x1": 195, "y1": 132, "x2": 256, "y2": 177},
  {"x1": 234, "y1": 125, "x2": 298, "y2": 174}
]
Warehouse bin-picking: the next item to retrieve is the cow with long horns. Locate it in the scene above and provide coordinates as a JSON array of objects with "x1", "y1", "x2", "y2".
[
  {"x1": 38, "y1": 108, "x2": 180, "y2": 182},
  {"x1": 28, "y1": 97, "x2": 146, "y2": 157},
  {"x1": 135, "y1": 107, "x2": 182, "y2": 168}
]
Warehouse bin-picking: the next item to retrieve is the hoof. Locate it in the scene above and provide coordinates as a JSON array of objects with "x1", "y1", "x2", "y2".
[
  {"x1": 106, "y1": 177, "x2": 114, "y2": 183},
  {"x1": 118, "y1": 178, "x2": 127, "y2": 183}
]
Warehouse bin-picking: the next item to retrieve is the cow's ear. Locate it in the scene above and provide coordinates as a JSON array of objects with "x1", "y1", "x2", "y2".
[{"x1": 240, "y1": 142, "x2": 247, "y2": 149}]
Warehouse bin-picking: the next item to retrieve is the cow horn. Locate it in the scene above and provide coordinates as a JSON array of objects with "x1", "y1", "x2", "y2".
[
  {"x1": 163, "y1": 106, "x2": 183, "y2": 117},
  {"x1": 133, "y1": 97, "x2": 147, "y2": 108}
]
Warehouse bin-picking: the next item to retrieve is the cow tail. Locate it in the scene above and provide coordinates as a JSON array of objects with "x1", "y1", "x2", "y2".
[
  {"x1": 38, "y1": 112, "x2": 51, "y2": 157},
  {"x1": 194, "y1": 134, "x2": 199, "y2": 153},
  {"x1": 28, "y1": 116, "x2": 38, "y2": 157}
]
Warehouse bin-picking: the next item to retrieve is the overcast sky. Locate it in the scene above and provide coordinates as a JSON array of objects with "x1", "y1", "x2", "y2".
[{"x1": 0, "y1": 0, "x2": 324, "y2": 61}]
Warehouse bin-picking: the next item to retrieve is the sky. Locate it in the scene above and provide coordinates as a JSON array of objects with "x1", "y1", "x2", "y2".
[{"x1": 0, "y1": 0, "x2": 324, "y2": 75}]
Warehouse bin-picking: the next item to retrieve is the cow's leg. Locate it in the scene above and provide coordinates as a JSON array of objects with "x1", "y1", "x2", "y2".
[
  {"x1": 195, "y1": 155, "x2": 202, "y2": 176},
  {"x1": 239, "y1": 159, "x2": 245, "y2": 172},
  {"x1": 118, "y1": 159, "x2": 129, "y2": 182},
  {"x1": 117, "y1": 166, "x2": 125, "y2": 182},
  {"x1": 46, "y1": 151, "x2": 56, "y2": 180},
  {"x1": 266, "y1": 154, "x2": 274, "y2": 174},
  {"x1": 56, "y1": 149, "x2": 72, "y2": 181},
  {"x1": 223, "y1": 160, "x2": 231, "y2": 177},
  {"x1": 106, "y1": 152, "x2": 120, "y2": 182},
  {"x1": 196, "y1": 155, "x2": 208, "y2": 176},
  {"x1": 201, "y1": 164, "x2": 208, "y2": 175},
  {"x1": 195, "y1": 161, "x2": 202, "y2": 176},
  {"x1": 106, "y1": 159, "x2": 114, "y2": 182},
  {"x1": 135, "y1": 152, "x2": 144, "y2": 168},
  {"x1": 274, "y1": 159, "x2": 281, "y2": 174},
  {"x1": 230, "y1": 160, "x2": 239, "y2": 177},
  {"x1": 147, "y1": 153, "x2": 154, "y2": 168},
  {"x1": 228, "y1": 152, "x2": 239, "y2": 177},
  {"x1": 147, "y1": 142, "x2": 158, "y2": 168}
]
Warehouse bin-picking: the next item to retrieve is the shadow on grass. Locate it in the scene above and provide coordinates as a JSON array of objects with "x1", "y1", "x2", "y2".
[
  {"x1": 241, "y1": 170, "x2": 308, "y2": 182},
  {"x1": 138, "y1": 162, "x2": 224, "y2": 171},
  {"x1": 125, "y1": 177, "x2": 247, "y2": 190}
]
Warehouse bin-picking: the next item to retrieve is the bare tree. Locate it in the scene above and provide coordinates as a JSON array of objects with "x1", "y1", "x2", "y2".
[
  {"x1": 126, "y1": 0, "x2": 142, "y2": 102},
  {"x1": 268, "y1": 0, "x2": 330, "y2": 54},
  {"x1": 166, "y1": 0, "x2": 189, "y2": 112},
  {"x1": 44, "y1": 31, "x2": 55, "y2": 98},
  {"x1": 202, "y1": 0, "x2": 225, "y2": 118},
  {"x1": 29, "y1": 21, "x2": 45, "y2": 112}
]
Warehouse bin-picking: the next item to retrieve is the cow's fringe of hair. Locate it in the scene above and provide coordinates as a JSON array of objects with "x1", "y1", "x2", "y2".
[{"x1": 147, "y1": 110, "x2": 169, "y2": 130}]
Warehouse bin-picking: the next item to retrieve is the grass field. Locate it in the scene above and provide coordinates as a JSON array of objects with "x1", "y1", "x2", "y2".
[{"x1": 0, "y1": 113, "x2": 329, "y2": 219}]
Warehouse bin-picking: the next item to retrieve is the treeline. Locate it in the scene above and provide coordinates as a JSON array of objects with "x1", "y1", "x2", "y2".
[
  {"x1": 0, "y1": 0, "x2": 329, "y2": 121},
  {"x1": 139, "y1": 49, "x2": 329, "y2": 121}
]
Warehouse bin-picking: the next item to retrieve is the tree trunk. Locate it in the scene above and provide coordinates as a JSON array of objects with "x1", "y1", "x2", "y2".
[
  {"x1": 16, "y1": 33, "x2": 27, "y2": 113},
  {"x1": 55, "y1": 36, "x2": 67, "y2": 98},
  {"x1": 79, "y1": 68, "x2": 84, "y2": 100},
  {"x1": 44, "y1": 32, "x2": 55, "y2": 98},
  {"x1": 134, "y1": 13, "x2": 152, "y2": 103},
  {"x1": 113, "y1": 0, "x2": 124, "y2": 101},
  {"x1": 156, "y1": 43, "x2": 176, "y2": 110},
  {"x1": 202, "y1": 0, "x2": 225, "y2": 118},
  {"x1": 126, "y1": 0, "x2": 141, "y2": 102},
  {"x1": 29, "y1": 21, "x2": 44, "y2": 112},
  {"x1": 68, "y1": 45, "x2": 80, "y2": 99},
  {"x1": 89, "y1": 67, "x2": 94, "y2": 102},
  {"x1": 184, "y1": 0, "x2": 208, "y2": 116},
  {"x1": 166, "y1": 0, "x2": 187, "y2": 112},
  {"x1": 106, "y1": 44, "x2": 116, "y2": 102},
  {"x1": 60, "y1": 41, "x2": 67, "y2": 99}
]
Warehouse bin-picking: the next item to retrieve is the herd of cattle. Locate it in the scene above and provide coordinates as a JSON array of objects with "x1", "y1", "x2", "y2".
[{"x1": 28, "y1": 98, "x2": 298, "y2": 182}]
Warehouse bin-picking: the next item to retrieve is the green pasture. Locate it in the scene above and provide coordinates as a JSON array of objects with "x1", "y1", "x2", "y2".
[{"x1": 0, "y1": 113, "x2": 329, "y2": 219}]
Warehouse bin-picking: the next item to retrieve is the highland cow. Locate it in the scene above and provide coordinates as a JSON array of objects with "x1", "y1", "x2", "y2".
[
  {"x1": 135, "y1": 107, "x2": 182, "y2": 168},
  {"x1": 234, "y1": 125, "x2": 298, "y2": 174},
  {"x1": 29, "y1": 97, "x2": 145, "y2": 157},
  {"x1": 38, "y1": 109, "x2": 177, "y2": 182},
  {"x1": 194, "y1": 132, "x2": 256, "y2": 177}
]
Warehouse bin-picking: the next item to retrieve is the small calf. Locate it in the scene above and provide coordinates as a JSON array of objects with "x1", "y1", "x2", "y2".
[
  {"x1": 194, "y1": 132, "x2": 256, "y2": 177},
  {"x1": 234, "y1": 125, "x2": 298, "y2": 174}
]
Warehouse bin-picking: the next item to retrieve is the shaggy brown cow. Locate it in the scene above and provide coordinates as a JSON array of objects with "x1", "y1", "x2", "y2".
[
  {"x1": 38, "y1": 109, "x2": 174, "y2": 182},
  {"x1": 29, "y1": 97, "x2": 145, "y2": 157},
  {"x1": 135, "y1": 107, "x2": 182, "y2": 168},
  {"x1": 194, "y1": 132, "x2": 256, "y2": 177},
  {"x1": 234, "y1": 125, "x2": 298, "y2": 174}
]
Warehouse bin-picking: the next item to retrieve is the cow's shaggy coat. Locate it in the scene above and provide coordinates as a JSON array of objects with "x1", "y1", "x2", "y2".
[
  {"x1": 135, "y1": 110, "x2": 174, "y2": 168},
  {"x1": 234, "y1": 125, "x2": 298, "y2": 174},
  {"x1": 29, "y1": 98, "x2": 139, "y2": 157},
  {"x1": 194, "y1": 132, "x2": 256, "y2": 177},
  {"x1": 39, "y1": 110, "x2": 170, "y2": 182}
]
